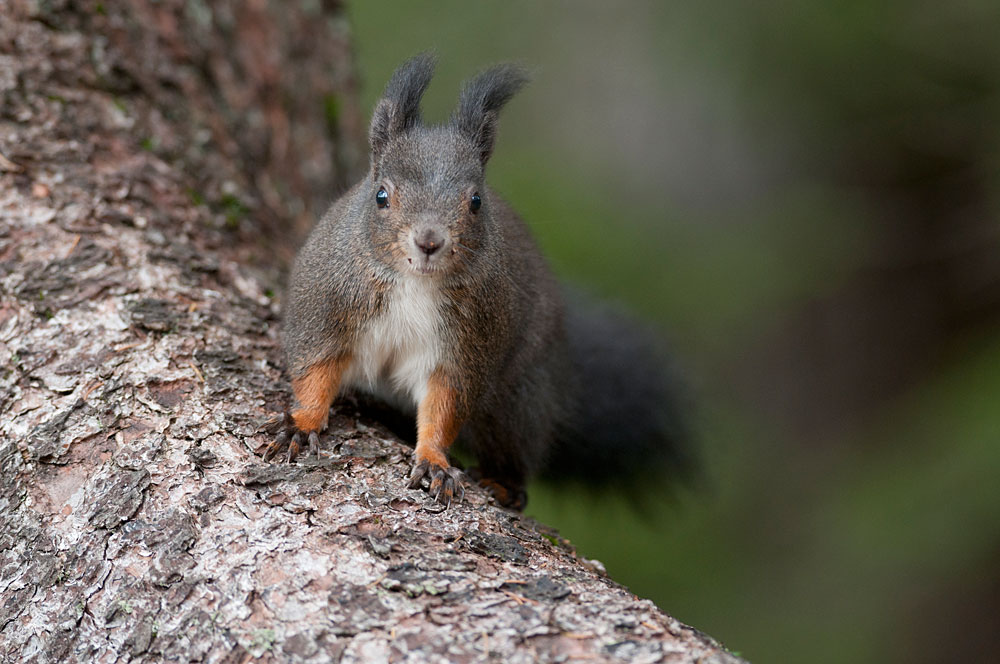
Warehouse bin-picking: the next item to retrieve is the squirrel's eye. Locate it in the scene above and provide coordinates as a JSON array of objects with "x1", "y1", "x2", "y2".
[
  {"x1": 470, "y1": 193, "x2": 482, "y2": 213},
  {"x1": 376, "y1": 187, "x2": 389, "y2": 209}
]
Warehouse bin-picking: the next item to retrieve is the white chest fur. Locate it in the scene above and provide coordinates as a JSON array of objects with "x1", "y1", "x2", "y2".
[{"x1": 342, "y1": 276, "x2": 444, "y2": 409}]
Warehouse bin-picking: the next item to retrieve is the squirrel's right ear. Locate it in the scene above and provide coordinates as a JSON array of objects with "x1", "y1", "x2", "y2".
[
  {"x1": 452, "y1": 63, "x2": 530, "y2": 167},
  {"x1": 370, "y1": 53, "x2": 436, "y2": 169}
]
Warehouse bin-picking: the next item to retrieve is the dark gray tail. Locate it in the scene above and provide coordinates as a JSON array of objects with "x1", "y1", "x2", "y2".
[{"x1": 544, "y1": 292, "x2": 694, "y2": 489}]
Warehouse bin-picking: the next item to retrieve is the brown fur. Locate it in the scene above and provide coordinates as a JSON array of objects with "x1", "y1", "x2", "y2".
[
  {"x1": 290, "y1": 355, "x2": 350, "y2": 432},
  {"x1": 415, "y1": 370, "x2": 464, "y2": 469}
]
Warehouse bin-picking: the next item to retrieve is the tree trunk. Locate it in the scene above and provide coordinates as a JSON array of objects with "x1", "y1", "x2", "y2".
[{"x1": 0, "y1": 1, "x2": 743, "y2": 661}]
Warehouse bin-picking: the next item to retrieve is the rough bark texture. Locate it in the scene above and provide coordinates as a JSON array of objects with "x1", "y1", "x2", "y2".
[{"x1": 0, "y1": 2, "x2": 743, "y2": 662}]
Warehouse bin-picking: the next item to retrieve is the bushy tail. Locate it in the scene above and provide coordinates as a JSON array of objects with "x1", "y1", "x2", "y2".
[{"x1": 544, "y1": 292, "x2": 695, "y2": 490}]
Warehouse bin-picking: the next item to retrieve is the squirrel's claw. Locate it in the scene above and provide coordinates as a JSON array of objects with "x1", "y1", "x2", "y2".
[
  {"x1": 285, "y1": 431, "x2": 303, "y2": 463},
  {"x1": 262, "y1": 429, "x2": 287, "y2": 461},
  {"x1": 408, "y1": 459, "x2": 465, "y2": 507},
  {"x1": 260, "y1": 412, "x2": 321, "y2": 463}
]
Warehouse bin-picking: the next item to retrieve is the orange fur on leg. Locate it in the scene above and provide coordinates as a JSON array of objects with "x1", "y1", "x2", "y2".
[
  {"x1": 290, "y1": 355, "x2": 349, "y2": 433},
  {"x1": 410, "y1": 370, "x2": 466, "y2": 504},
  {"x1": 415, "y1": 370, "x2": 464, "y2": 468}
]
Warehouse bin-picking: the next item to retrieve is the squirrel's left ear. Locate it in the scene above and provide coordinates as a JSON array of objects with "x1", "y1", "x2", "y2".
[
  {"x1": 370, "y1": 53, "x2": 436, "y2": 170},
  {"x1": 452, "y1": 63, "x2": 530, "y2": 167}
]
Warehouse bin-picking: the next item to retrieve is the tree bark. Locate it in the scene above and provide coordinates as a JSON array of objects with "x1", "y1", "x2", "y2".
[{"x1": 0, "y1": 1, "x2": 743, "y2": 662}]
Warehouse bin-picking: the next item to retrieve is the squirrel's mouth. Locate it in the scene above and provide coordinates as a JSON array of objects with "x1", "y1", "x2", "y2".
[{"x1": 405, "y1": 256, "x2": 447, "y2": 277}]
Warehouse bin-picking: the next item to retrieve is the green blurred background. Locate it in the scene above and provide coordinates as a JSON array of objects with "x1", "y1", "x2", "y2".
[{"x1": 346, "y1": 2, "x2": 1000, "y2": 662}]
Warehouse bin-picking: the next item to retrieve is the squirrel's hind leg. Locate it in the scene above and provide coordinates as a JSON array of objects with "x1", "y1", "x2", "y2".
[
  {"x1": 466, "y1": 468, "x2": 527, "y2": 511},
  {"x1": 261, "y1": 355, "x2": 348, "y2": 462},
  {"x1": 462, "y1": 397, "x2": 549, "y2": 511}
]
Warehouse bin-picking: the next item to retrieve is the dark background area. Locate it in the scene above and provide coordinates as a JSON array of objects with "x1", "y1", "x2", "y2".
[{"x1": 340, "y1": 2, "x2": 1000, "y2": 662}]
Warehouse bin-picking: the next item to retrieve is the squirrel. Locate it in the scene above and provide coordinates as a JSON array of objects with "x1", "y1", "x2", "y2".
[{"x1": 263, "y1": 54, "x2": 691, "y2": 509}]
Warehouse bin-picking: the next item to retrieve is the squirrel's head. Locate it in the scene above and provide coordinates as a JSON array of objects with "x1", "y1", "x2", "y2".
[{"x1": 365, "y1": 54, "x2": 528, "y2": 277}]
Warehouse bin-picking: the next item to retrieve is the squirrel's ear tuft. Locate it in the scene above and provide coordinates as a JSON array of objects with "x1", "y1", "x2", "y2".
[
  {"x1": 370, "y1": 53, "x2": 436, "y2": 166},
  {"x1": 452, "y1": 63, "x2": 529, "y2": 166}
]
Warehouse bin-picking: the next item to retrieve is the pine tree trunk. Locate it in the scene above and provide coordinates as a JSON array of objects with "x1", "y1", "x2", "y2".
[{"x1": 0, "y1": 1, "x2": 743, "y2": 661}]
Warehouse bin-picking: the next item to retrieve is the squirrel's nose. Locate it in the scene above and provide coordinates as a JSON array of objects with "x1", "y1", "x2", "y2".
[{"x1": 415, "y1": 229, "x2": 444, "y2": 256}]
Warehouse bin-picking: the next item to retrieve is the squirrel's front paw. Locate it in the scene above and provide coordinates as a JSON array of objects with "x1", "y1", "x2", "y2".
[
  {"x1": 259, "y1": 412, "x2": 321, "y2": 463},
  {"x1": 408, "y1": 459, "x2": 465, "y2": 507}
]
